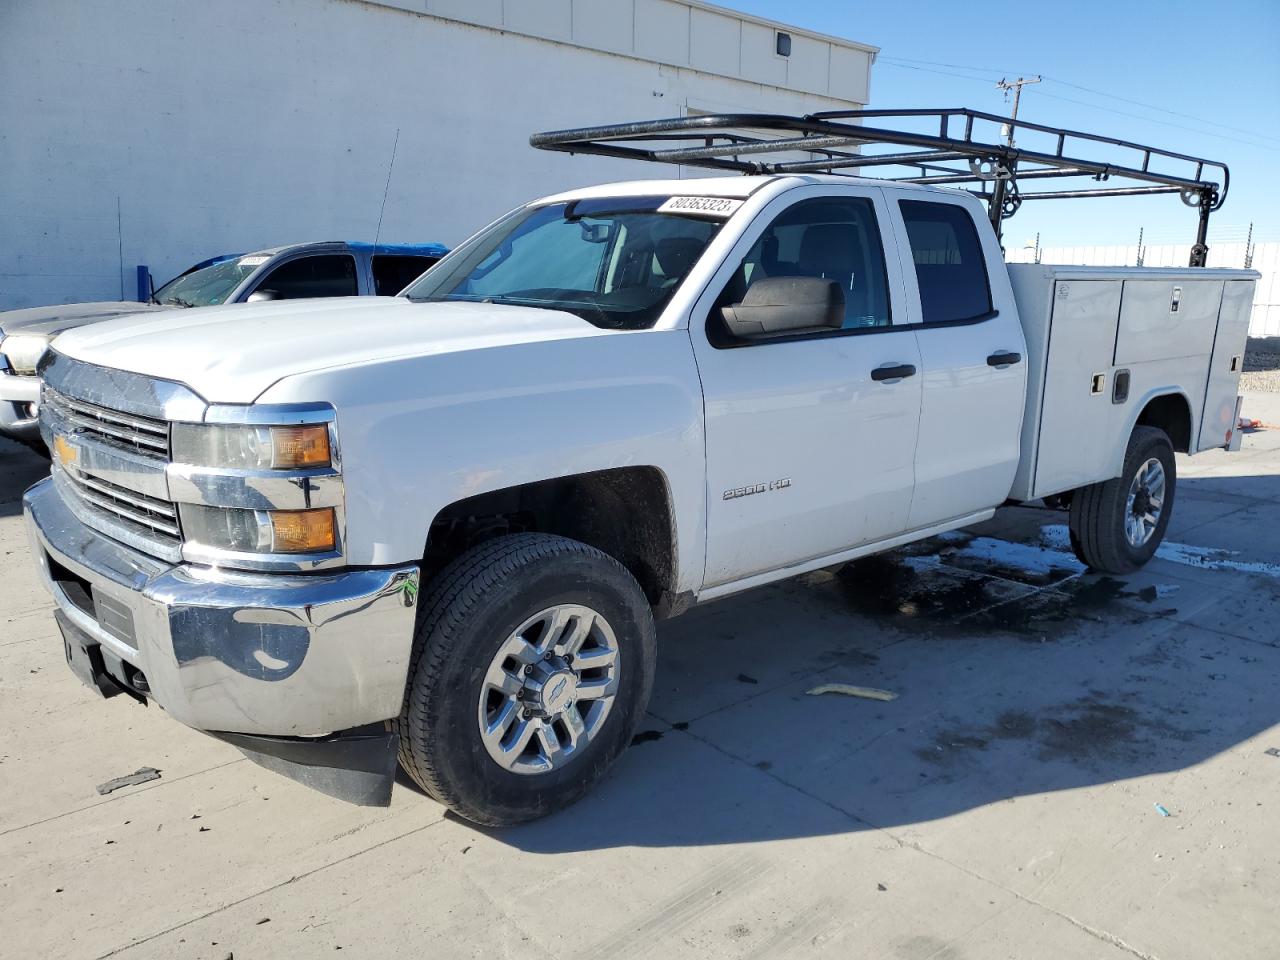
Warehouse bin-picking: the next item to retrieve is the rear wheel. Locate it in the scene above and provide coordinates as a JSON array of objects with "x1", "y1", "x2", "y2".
[
  {"x1": 1067, "y1": 426, "x2": 1176, "y2": 574},
  {"x1": 394, "y1": 533, "x2": 656, "y2": 826}
]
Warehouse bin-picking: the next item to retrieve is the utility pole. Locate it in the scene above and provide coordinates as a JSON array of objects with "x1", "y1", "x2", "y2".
[
  {"x1": 996, "y1": 75, "x2": 1041, "y2": 145},
  {"x1": 987, "y1": 75, "x2": 1040, "y2": 244}
]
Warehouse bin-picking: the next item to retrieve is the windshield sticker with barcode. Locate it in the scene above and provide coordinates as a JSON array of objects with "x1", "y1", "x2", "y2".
[
  {"x1": 657, "y1": 196, "x2": 744, "y2": 218},
  {"x1": 239, "y1": 255, "x2": 271, "y2": 267}
]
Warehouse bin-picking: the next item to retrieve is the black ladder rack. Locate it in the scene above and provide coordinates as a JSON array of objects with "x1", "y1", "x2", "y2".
[{"x1": 530, "y1": 108, "x2": 1230, "y2": 266}]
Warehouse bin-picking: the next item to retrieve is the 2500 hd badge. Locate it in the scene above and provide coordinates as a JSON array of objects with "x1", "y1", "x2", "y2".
[{"x1": 723, "y1": 478, "x2": 792, "y2": 500}]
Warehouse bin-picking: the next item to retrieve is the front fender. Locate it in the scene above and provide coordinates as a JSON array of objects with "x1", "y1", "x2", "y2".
[{"x1": 257, "y1": 330, "x2": 707, "y2": 594}]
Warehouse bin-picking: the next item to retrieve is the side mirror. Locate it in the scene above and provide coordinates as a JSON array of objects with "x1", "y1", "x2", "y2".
[
  {"x1": 247, "y1": 289, "x2": 281, "y2": 303},
  {"x1": 721, "y1": 276, "x2": 844, "y2": 338}
]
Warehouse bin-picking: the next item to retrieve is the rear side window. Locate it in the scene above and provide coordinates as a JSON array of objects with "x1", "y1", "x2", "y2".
[
  {"x1": 373, "y1": 255, "x2": 440, "y2": 296},
  {"x1": 899, "y1": 200, "x2": 992, "y2": 324},
  {"x1": 253, "y1": 255, "x2": 358, "y2": 300}
]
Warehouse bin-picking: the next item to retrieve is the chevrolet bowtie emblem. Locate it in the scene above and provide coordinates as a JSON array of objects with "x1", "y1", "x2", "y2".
[{"x1": 53, "y1": 434, "x2": 78, "y2": 466}]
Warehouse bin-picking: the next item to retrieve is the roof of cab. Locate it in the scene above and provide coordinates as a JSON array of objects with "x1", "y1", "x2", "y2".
[
  {"x1": 537, "y1": 174, "x2": 966, "y2": 205},
  {"x1": 195, "y1": 241, "x2": 450, "y2": 267}
]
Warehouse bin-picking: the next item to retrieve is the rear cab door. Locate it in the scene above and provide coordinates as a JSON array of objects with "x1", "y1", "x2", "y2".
[
  {"x1": 880, "y1": 189, "x2": 1028, "y2": 529},
  {"x1": 688, "y1": 183, "x2": 923, "y2": 589}
]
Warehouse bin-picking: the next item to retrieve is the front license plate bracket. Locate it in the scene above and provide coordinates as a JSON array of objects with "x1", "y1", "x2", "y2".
[{"x1": 55, "y1": 611, "x2": 126, "y2": 699}]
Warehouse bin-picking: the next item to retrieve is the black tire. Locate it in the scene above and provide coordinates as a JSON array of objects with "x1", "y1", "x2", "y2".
[
  {"x1": 1067, "y1": 426, "x2": 1176, "y2": 574},
  {"x1": 393, "y1": 533, "x2": 656, "y2": 826}
]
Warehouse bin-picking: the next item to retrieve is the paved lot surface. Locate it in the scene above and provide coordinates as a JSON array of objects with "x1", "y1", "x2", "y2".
[{"x1": 2, "y1": 396, "x2": 1278, "y2": 960}]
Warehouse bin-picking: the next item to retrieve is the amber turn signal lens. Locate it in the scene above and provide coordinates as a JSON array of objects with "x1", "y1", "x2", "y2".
[
  {"x1": 271, "y1": 424, "x2": 331, "y2": 468},
  {"x1": 269, "y1": 508, "x2": 336, "y2": 553}
]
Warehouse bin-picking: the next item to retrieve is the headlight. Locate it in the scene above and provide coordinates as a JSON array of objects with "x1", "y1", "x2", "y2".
[
  {"x1": 181, "y1": 505, "x2": 337, "y2": 554},
  {"x1": 1, "y1": 334, "x2": 50, "y2": 376},
  {"x1": 171, "y1": 423, "x2": 331, "y2": 469},
  {"x1": 171, "y1": 411, "x2": 341, "y2": 564}
]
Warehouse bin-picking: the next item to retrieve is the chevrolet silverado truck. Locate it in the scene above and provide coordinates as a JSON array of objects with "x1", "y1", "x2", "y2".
[
  {"x1": 23, "y1": 110, "x2": 1258, "y2": 825},
  {"x1": 0, "y1": 241, "x2": 447, "y2": 449}
]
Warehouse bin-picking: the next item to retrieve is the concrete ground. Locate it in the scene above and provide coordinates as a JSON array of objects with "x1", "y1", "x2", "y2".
[{"x1": 2, "y1": 396, "x2": 1278, "y2": 960}]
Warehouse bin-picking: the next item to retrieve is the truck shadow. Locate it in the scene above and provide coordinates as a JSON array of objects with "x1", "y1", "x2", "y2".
[
  {"x1": 0, "y1": 438, "x2": 50, "y2": 518},
  {"x1": 490, "y1": 475, "x2": 1279, "y2": 852},
  {"x1": 4, "y1": 433, "x2": 1275, "y2": 848}
]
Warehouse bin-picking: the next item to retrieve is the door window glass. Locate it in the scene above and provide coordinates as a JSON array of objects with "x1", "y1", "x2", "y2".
[
  {"x1": 899, "y1": 200, "x2": 993, "y2": 324},
  {"x1": 712, "y1": 196, "x2": 891, "y2": 341},
  {"x1": 372, "y1": 255, "x2": 440, "y2": 296},
  {"x1": 253, "y1": 255, "x2": 359, "y2": 300}
]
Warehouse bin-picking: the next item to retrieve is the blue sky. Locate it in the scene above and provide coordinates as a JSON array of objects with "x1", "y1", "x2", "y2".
[{"x1": 729, "y1": 0, "x2": 1280, "y2": 250}]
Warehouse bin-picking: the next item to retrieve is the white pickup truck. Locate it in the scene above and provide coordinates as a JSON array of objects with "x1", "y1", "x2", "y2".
[{"x1": 23, "y1": 111, "x2": 1258, "y2": 825}]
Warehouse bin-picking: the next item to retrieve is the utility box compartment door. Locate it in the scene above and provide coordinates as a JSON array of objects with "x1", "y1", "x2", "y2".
[
  {"x1": 1198, "y1": 279, "x2": 1255, "y2": 450},
  {"x1": 1034, "y1": 280, "x2": 1123, "y2": 498},
  {"x1": 1115, "y1": 279, "x2": 1222, "y2": 365}
]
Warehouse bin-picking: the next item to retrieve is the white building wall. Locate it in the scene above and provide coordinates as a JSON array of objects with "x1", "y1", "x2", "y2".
[
  {"x1": 1007, "y1": 242, "x2": 1280, "y2": 337},
  {"x1": 0, "y1": 0, "x2": 876, "y2": 309}
]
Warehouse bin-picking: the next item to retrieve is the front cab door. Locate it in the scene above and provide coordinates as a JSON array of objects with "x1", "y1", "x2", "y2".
[{"x1": 690, "y1": 186, "x2": 923, "y2": 588}]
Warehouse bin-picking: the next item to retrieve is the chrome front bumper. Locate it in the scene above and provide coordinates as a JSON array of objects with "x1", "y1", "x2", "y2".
[{"x1": 24, "y1": 477, "x2": 420, "y2": 738}]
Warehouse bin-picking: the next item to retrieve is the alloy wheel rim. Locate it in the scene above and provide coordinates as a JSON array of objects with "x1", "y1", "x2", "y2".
[
  {"x1": 477, "y1": 603, "x2": 620, "y2": 776},
  {"x1": 1124, "y1": 457, "x2": 1166, "y2": 548}
]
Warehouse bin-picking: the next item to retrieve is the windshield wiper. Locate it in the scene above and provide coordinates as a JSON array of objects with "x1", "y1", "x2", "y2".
[{"x1": 161, "y1": 297, "x2": 196, "y2": 308}]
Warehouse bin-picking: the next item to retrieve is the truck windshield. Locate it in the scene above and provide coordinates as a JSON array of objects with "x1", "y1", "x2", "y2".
[
  {"x1": 152, "y1": 256, "x2": 262, "y2": 308},
  {"x1": 403, "y1": 198, "x2": 724, "y2": 329}
]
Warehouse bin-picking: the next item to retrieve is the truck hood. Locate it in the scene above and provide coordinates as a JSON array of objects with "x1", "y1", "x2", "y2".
[
  {"x1": 0, "y1": 301, "x2": 170, "y2": 339},
  {"x1": 50, "y1": 297, "x2": 614, "y2": 403}
]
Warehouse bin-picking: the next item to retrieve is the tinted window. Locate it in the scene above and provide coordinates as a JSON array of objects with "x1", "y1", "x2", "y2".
[
  {"x1": 899, "y1": 200, "x2": 992, "y2": 324},
  {"x1": 373, "y1": 255, "x2": 439, "y2": 296},
  {"x1": 713, "y1": 197, "x2": 891, "y2": 339},
  {"x1": 253, "y1": 255, "x2": 358, "y2": 300},
  {"x1": 403, "y1": 198, "x2": 722, "y2": 330}
]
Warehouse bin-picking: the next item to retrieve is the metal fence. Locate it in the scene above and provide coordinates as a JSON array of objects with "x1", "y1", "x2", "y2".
[{"x1": 1006, "y1": 241, "x2": 1280, "y2": 337}]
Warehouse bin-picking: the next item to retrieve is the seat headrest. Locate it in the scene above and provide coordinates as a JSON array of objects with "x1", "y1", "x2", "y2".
[
  {"x1": 760, "y1": 234, "x2": 782, "y2": 274},
  {"x1": 799, "y1": 224, "x2": 862, "y2": 279}
]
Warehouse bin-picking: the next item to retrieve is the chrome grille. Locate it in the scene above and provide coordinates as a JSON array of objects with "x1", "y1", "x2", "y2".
[
  {"x1": 44, "y1": 388, "x2": 170, "y2": 459},
  {"x1": 59, "y1": 463, "x2": 182, "y2": 546}
]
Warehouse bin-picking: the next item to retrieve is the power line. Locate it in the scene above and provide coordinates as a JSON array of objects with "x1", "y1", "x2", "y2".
[
  {"x1": 876, "y1": 54, "x2": 1280, "y2": 149},
  {"x1": 875, "y1": 60, "x2": 1004, "y2": 85},
  {"x1": 877, "y1": 55, "x2": 1024, "y2": 79},
  {"x1": 1041, "y1": 75, "x2": 1280, "y2": 145},
  {"x1": 874, "y1": 60, "x2": 1279, "y2": 152},
  {"x1": 1032, "y1": 88, "x2": 1278, "y2": 151}
]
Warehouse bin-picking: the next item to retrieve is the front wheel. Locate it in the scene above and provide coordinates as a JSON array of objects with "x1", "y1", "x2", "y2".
[
  {"x1": 1067, "y1": 426, "x2": 1176, "y2": 574},
  {"x1": 394, "y1": 533, "x2": 656, "y2": 826}
]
